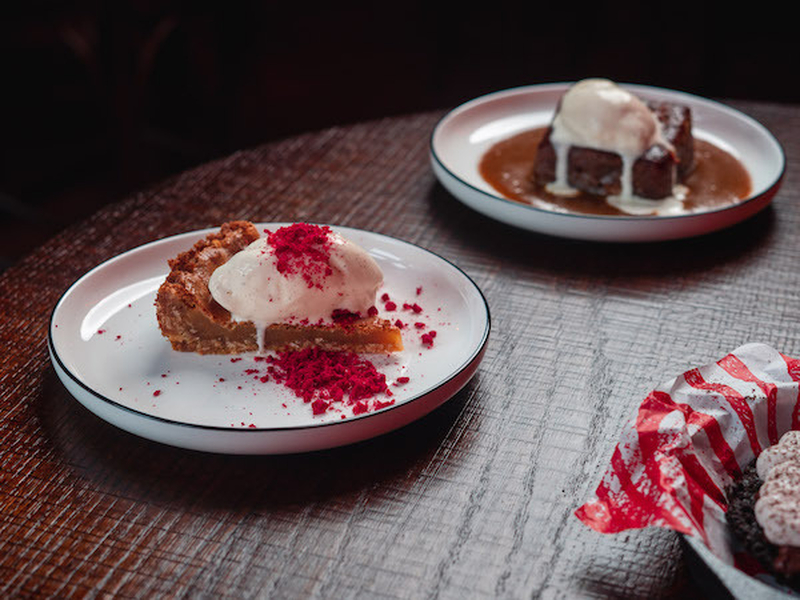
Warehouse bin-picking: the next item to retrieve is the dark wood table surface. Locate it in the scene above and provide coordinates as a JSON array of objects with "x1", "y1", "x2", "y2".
[{"x1": 2, "y1": 99, "x2": 798, "y2": 598}]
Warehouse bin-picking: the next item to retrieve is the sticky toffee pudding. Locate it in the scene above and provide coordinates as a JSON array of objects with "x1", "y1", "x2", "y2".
[{"x1": 479, "y1": 79, "x2": 751, "y2": 216}]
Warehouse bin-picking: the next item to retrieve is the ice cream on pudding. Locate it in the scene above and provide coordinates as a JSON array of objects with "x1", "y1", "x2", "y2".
[
  {"x1": 533, "y1": 78, "x2": 694, "y2": 207},
  {"x1": 155, "y1": 221, "x2": 403, "y2": 354}
]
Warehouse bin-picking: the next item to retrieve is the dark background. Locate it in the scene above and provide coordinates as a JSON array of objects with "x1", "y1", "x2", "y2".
[{"x1": 1, "y1": 1, "x2": 796, "y2": 270}]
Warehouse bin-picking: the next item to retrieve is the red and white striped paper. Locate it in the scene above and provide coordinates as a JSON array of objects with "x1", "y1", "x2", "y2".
[{"x1": 576, "y1": 343, "x2": 800, "y2": 563}]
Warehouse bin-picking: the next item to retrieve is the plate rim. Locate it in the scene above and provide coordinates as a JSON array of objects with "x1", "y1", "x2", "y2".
[
  {"x1": 49, "y1": 223, "x2": 492, "y2": 434},
  {"x1": 430, "y1": 81, "x2": 786, "y2": 223}
]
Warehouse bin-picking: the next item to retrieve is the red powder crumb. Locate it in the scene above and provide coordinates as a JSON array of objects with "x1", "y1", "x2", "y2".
[
  {"x1": 267, "y1": 223, "x2": 333, "y2": 288},
  {"x1": 230, "y1": 357, "x2": 242, "y2": 363},
  {"x1": 153, "y1": 390, "x2": 162, "y2": 397},
  {"x1": 394, "y1": 319, "x2": 406, "y2": 329},
  {"x1": 248, "y1": 423, "x2": 256, "y2": 428},
  {"x1": 115, "y1": 335, "x2": 122, "y2": 341},
  {"x1": 97, "y1": 329, "x2": 106, "y2": 335},
  {"x1": 331, "y1": 309, "x2": 362, "y2": 325},
  {"x1": 416, "y1": 286, "x2": 423, "y2": 296},
  {"x1": 261, "y1": 348, "x2": 391, "y2": 415},
  {"x1": 421, "y1": 331, "x2": 437, "y2": 347},
  {"x1": 381, "y1": 293, "x2": 390, "y2": 302},
  {"x1": 395, "y1": 376, "x2": 410, "y2": 385},
  {"x1": 414, "y1": 322, "x2": 426, "y2": 329},
  {"x1": 402, "y1": 303, "x2": 423, "y2": 313},
  {"x1": 367, "y1": 305, "x2": 379, "y2": 317},
  {"x1": 384, "y1": 301, "x2": 397, "y2": 311}
]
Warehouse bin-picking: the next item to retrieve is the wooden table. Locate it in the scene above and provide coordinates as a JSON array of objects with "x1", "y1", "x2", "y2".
[{"x1": 2, "y1": 100, "x2": 798, "y2": 598}]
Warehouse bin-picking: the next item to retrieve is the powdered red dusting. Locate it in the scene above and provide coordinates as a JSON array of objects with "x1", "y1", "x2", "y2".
[
  {"x1": 331, "y1": 308, "x2": 362, "y2": 325},
  {"x1": 262, "y1": 348, "x2": 392, "y2": 415},
  {"x1": 403, "y1": 303, "x2": 423, "y2": 313},
  {"x1": 421, "y1": 331, "x2": 437, "y2": 347},
  {"x1": 267, "y1": 223, "x2": 334, "y2": 288}
]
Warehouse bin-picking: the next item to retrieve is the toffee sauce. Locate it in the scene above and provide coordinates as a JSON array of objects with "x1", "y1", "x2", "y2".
[{"x1": 479, "y1": 127, "x2": 752, "y2": 216}]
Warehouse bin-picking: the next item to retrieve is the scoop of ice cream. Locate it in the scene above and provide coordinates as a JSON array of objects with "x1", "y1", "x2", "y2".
[
  {"x1": 757, "y1": 431, "x2": 800, "y2": 479},
  {"x1": 754, "y1": 431, "x2": 800, "y2": 546},
  {"x1": 208, "y1": 224, "x2": 382, "y2": 326},
  {"x1": 550, "y1": 78, "x2": 670, "y2": 156},
  {"x1": 756, "y1": 460, "x2": 800, "y2": 546}
]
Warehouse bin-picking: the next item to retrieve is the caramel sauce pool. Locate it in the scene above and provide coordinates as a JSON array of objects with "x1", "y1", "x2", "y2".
[{"x1": 479, "y1": 127, "x2": 752, "y2": 216}]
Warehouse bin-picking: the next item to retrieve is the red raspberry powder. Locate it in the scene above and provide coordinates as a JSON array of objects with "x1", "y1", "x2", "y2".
[
  {"x1": 267, "y1": 223, "x2": 333, "y2": 289},
  {"x1": 264, "y1": 348, "x2": 391, "y2": 415},
  {"x1": 331, "y1": 309, "x2": 362, "y2": 326}
]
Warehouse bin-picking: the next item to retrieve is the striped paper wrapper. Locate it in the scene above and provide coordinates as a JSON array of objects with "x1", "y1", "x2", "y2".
[{"x1": 576, "y1": 342, "x2": 800, "y2": 566}]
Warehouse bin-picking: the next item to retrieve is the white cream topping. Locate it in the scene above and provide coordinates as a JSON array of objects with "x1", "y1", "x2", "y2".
[
  {"x1": 547, "y1": 78, "x2": 676, "y2": 204},
  {"x1": 208, "y1": 229, "x2": 383, "y2": 330},
  {"x1": 755, "y1": 431, "x2": 800, "y2": 546}
]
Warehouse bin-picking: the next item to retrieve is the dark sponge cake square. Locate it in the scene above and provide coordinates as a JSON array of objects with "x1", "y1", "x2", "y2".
[{"x1": 533, "y1": 100, "x2": 694, "y2": 200}]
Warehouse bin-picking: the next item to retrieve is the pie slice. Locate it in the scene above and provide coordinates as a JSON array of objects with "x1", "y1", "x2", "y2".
[{"x1": 155, "y1": 221, "x2": 403, "y2": 354}]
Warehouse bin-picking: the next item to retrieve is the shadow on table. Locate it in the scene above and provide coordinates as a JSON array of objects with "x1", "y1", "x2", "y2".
[
  {"x1": 37, "y1": 367, "x2": 479, "y2": 511},
  {"x1": 427, "y1": 182, "x2": 776, "y2": 286},
  {"x1": 566, "y1": 532, "x2": 730, "y2": 600}
]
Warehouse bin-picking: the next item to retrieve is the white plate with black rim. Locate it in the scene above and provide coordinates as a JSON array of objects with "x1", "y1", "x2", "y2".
[
  {"x1": 49, "y1": 224, "x2": 490, "y2": 455},
  {"x1": 430, "y1": 82, "x2": 785, "y2": 242}
]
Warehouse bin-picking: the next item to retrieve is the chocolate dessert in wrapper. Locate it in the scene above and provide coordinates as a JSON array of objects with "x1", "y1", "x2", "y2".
[{"x1": 576, "y1": 343, "x2": 800, "y2": 590}]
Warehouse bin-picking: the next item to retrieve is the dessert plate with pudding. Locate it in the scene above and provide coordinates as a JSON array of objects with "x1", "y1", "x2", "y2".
[
  {"x1": 49, "y1": 223, "x2": 490, "y2": 454},
  {"x1": 430, "y1": 80, "x2": 785, "y2": 242}
]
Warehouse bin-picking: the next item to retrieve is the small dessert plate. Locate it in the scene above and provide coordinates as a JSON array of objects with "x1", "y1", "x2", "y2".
[
  {"x1": 430, "y1": 83, "x2": 785, "y2": 242},
  {"x1": 49, "y1": 225, "x2": 490, "y2": 454}
]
